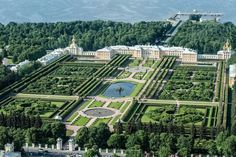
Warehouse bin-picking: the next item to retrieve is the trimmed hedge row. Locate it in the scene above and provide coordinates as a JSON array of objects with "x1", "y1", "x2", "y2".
[
  {"x1": 60, "y1": 98, "x2": 83, "y2": 119},
  {"x1": 0, "y1": 55, "x2": 72, "y2": 99}
]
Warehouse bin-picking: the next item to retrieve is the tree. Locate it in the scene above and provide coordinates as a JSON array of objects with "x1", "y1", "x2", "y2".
[
  {"x1": 126, "y1": 145, "x2": 143, "y2": 157},
  {"x1": 0, "y1": 127, "x2": 8, "y2": 149},
  {"x1": 107, "y1": 133, "x2": 126, "y2": 149},
  {"x1": 222, "y1": 135, "x2": 236, "y2": 156},
  {"x1": 206, "y1": 140, "x2": 218, "y2": 155},
  {"x1": 84, "y1": 147, "x2": 101, "y2": 157},
  {"x1": 149, "y1": 133, "x2": 160, "y2": 152},
  {"x1": 177, "y1": 135, "x2": 192, "y2": 157},
  {"x1": 158, "y1": 146, "x2": 171, "y2": 157},
  {"x1": 75, "y1": 127, "x2": 89, "y2": 147},
  {"x1": 216, "y1": 132, "x2": 228, "y2": 155}
]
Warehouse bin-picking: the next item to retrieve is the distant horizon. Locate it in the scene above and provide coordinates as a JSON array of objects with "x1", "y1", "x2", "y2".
[{"x1": 0, "y1": 0, "x2": 235, "y2": 24}]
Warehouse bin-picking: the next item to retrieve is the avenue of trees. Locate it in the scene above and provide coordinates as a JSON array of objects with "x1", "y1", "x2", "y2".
[
  {"x1": 76, "y1": 122, "x2": 236, "y2": 157},
  {"x1": 169, "y1": 21, "x2": 236, "y2": 54},
  {"x1": 0, "y1": 21, "x2": 171, "y2": 63}
]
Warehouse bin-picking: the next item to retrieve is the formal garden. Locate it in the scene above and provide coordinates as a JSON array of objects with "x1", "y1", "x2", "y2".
[
  {"x1": 65, "y1": 99, "x2": 131, "y2": 127},
  {"x1": 159, "y1": 65, "x2": 217, "y2": 101},
  {"x1": 0, "y1": 98, "x2": 67, "y2": 118},
  {"x1": 22, "y1": 63, "x2": 102, "y2": 95},
  {"x1": 140, "y1": 104, "x2": 216, "y2": 127}
]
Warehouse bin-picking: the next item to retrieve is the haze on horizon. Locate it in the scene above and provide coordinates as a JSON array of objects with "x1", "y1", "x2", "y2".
[{"x1": 0, "y1": 0, "x2": 235, "y2": 24}]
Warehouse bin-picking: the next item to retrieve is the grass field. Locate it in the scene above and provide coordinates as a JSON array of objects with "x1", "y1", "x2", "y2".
[
  {"x1": 66, "y1": 130, "x2": 74, "y2": 136},
  {"x1": 130, "y1": 83, "x2": 144, "y2": 97},
  {"x1": 66, "y1": 112, "x2": 78, "y2": 122},
  {"x1": 144, "y1": 70, "x2": 154, "y2": 80},
  {"x1": 93, "y1": 118, "x2": 111, "y2": 126},
  {"x1": 120, "y1": 101, "x2": 130, "y2": 113},
  {"x1": 133, "y1": 72, "x2": 146, "y2": 80},
  {"x1": 73, "y1": 116, "x2": 90, "y2": 126},
  {"x1": 79, "y1": 100, "x2": 93, "y2": 110},
  {"x1": 89, "y1": 101, "x2": 104, "y2": 108},
  {"x1": 129, "y1": 59, "x2": 142, "y2": 67},
  {"x1": 143, "y1": 59, "x2": 155, "y2": 68},
  {"x1": 111, "y1": 115, "x2": 121, "y2": 125},
  {"x1": 118, "y1": 71, "x2": 132, "y2": 79},
  {"x1": 108, "y1": 102, "x2": 123, "y2": 109}
]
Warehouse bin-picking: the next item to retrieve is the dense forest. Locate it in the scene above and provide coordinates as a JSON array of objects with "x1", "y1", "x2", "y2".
[
  {"x1": 0, "y1": 21, "x2": 170, "y2": 63},
  {"x1": 169, "y1": 21, "x2": 236, "y2": 54}
]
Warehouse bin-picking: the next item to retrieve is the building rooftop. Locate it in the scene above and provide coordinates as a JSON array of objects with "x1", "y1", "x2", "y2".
[{"x1": 229, "y1": 64, "x2": 236, "y2": 78}]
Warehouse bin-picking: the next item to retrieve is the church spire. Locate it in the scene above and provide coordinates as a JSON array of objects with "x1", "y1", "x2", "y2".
[
  {"x1": 72, "y1": 35, "x2": 76, "y2": 44},
  {"x1": 223, "y1": 39, "x2": 231, "y2": 51}
]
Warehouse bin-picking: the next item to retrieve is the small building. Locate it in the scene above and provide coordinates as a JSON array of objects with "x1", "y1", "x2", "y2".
[
  {"x1": 10, "y1": 60, "x2": 30, "y2": 72},
  {"x1": 182, "y1": 50, "x2": 198, "y2": 63},
  {"x1": 217, "y1": 40, "x2": 233, "y2": 60},
  {"x1": 229, "y1": 64, "x2": 236, "y2": 88},
  {"x1": 96, "y1": 47, "x2": 116, "y2": 60},
  {"x1": 37, "y1": 49, "x2": 64, "y2": 66},
  {"x1": 67, "y1": 35, "x2": 83, "y2": 55},
  {"x1": 2, "y1": 58, "x2": 8, "y2": 66},
  {"x1": 0, "y1": 143, "x2": 21, "y2": 157}
]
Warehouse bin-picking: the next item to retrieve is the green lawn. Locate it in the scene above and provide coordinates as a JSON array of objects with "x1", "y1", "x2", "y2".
[
  {"x1": 51, "y1": 102, "x2": 64, "y2": 107},
  {"x1": 40, "y1": 112, "x2": 53, "y2": 118},
  {"x1": 108, "y1": 102, "x2": 123, "y2": 109},
  {"x1": 152, "y1": 61, "x2": 160, "y2": 68},
  {"x1": 66, "y1": 130, "x2": 74, "y2": 136},
  {"x1": 118, "y1": 71, "x2": 132, "y2": 79},
  {"x1": 66, "y1": 112, "x2": 78, "y2": 122},
  {"x1": 141, "y1": 114, "x2": 156, "y2": 123},
  {"x1": 93, "y1": 118, "x2": 111, "y2": 126},
  {"x1": 89, "y1": 101, "x2": 104, "y2": 108},
  {"x1": 111, "y1": 115, "x2": 121, "y2": 125},
  {"x1": 129, "y1": 59, "x2": 142, "y2": 67},
  {"x1": 79, "y1": 100, "x2": 93, "y2": 110},
  {"x1": 120, "y1": 101, "x2": 130, "y2": 113},
  {"x1": 143, "y1": 59, "x2": 155, "y2": 68},
  {"x1": 130, "y1": 83, "x2": 144, "y2": 97},
  {"x1": 133, "y1": 72, "x2": 146, "y2": 80},
  {"x1": 144, "y1": 70, "x2": 154, "y2": 80},
  {"x1": 73, "y1": 116, "x2": 90, "y2": 126},
  {"x1": 141, "y1": 106, "x2": 168, "y2": 123}
]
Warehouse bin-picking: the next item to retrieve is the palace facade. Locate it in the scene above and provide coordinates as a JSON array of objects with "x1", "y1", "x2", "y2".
[{"x1": 36, "y1": 37, "x2": 233, "y2": 66}]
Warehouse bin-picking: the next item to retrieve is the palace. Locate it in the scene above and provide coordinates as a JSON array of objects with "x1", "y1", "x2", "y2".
[
  {"x1": 36, "y1": 37, "x2": 233, "y2": 66},
  {"x1": 95, "y1": 40, "x2": 233, "y2": 62}
]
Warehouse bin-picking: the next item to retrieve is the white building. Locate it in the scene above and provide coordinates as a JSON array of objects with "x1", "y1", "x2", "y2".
[
  {"x1": 229, "y1": 64, "x2": 236, "y2": 88},
  {"x1": 37, "y1": 49, "x2": 64, "y2": 66},
  {"x1": 65, "y1": 35, "x2": 83, "y2": 55},
  {"x1": 0, "y1": 143, "x2": 21, "y2": 157},
  {"x1": 10, "y1": 60, "x2": 30, "y2": 72}
]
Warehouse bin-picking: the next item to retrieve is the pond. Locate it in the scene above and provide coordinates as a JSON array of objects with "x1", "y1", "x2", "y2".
[{"x1": 103, "y1": 82, "x2": 136, "y2": 98}]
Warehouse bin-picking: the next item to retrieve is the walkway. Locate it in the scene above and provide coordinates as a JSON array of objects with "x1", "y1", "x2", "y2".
[
  {"x1": 95, "y1": 95, "x2": 133, "y2": 103},
  {"x1": 14, "y1": 93, "x2": 79, "y2": 101},
  {"x1": 140, "y1": 99, "x2": 219, "y2": 107}
]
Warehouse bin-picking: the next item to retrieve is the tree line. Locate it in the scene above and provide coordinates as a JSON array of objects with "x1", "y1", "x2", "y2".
[
  {"x1": 0, "y1": 21, "x2": 171, "y2": 63},
  {"x1": 77, "y1": 121, "x2": 236, "y2": 157},
  {"x1": 0, "y1": 113, "x2": 66, "y2": 151},
  {"x1": 169, "y1": 21, "x2": 236, "y2": 54}
]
